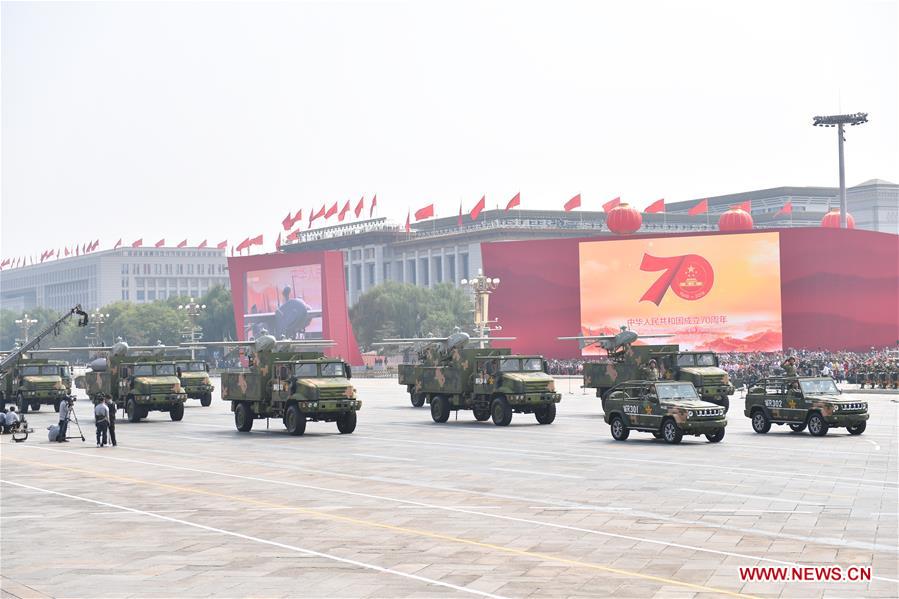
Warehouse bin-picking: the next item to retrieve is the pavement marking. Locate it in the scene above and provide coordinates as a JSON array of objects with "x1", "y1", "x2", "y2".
[
  {"x1": 489, "y1": 467, "x2": 584, "y2": 479},
  {"x1": 0, "y1": 479, "x2": 507, "y2": 599},
  {"x1": 351, "y1": 453, "x2": 416, "y2": 462},
  {"x1": 0, "y1": 454, "x2": 760, "y2": 598},
  {"x1": 864, "y1": 439, "x2": 881, "y2": 451},
  {"x1": 692, "y1": 509, "x2": 816, "y2": 514},
  {"x1": 12, "y1": 445, "x2": 899, "y2": 583},
  {"x1": 678, "y1": 488, "x2": 828, "y2": 507}
]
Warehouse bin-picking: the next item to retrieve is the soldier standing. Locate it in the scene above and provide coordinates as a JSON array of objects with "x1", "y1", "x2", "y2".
[
  {"x1": 56, "y1": 398, "x2": 71, "y2": 442},
  {"x1": 781, "y1": 356, "x2": 798, "y2": 377},
  {"x1": 105, "y1": 397, "x2": 117, "y2": 447},
  {"x1": 94, "y1": 399, "x2": 109, "y2": 447}
]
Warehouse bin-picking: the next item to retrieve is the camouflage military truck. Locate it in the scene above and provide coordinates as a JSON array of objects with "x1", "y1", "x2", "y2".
[
  {"x1": 0, "y1": 358, "x2": 73, "y2": 413},
  {"x1": 396, "y1": 333, "x2": 560, "y2": 426},
  {"x1": 603, "y1": 380, "x2": 727, "y2": 444},
  {"x1": 77, "y1": 353, "x2": 187, "y2": 422},
  {"x1": 745, "y1": 376, "x2": 868, "y2": 436},
  {"x1": 175, "y1": 360, "x2": 215, "y2": 406},
  {"x1": 218, "y1": 336, "x2": 359, "y2": 435}
]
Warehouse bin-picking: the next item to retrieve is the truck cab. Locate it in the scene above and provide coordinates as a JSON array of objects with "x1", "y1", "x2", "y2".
[
  {"x1": 5, "y1": 360, "x2": 72, "y2": 413},
  {"x1": 176, "y1": 360, "x2": 215, "y2": 406}
]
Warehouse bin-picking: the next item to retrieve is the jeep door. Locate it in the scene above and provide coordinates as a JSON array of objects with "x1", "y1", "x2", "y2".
[{"x1": 474, "y1": 358, "x2": 497, "y2": 395}]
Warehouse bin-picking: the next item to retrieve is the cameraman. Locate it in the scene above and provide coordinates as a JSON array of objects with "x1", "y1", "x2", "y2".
[{"x1": 56, "y1": 397, "x2": 72, "y2": 442}]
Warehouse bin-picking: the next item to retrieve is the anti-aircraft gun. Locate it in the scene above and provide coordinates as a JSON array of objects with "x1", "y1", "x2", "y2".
[
  {"x1": 560, "y1": 326, "x2": 734, "y2": 411},
  {"x1": 378, "y1": 331, "x2": 561, "y2": 426},
  {"x1": 0, "y1": 305, "x2": 87, "y2": 413},
  {"x1": 188, "y1": 334, "x2": 359, "y2": 435}
]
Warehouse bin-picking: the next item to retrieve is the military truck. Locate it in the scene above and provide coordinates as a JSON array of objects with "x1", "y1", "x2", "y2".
[
  {"x1": 391, "y1": 332, "x2": 560, "y2": 426},
  {"x1": 73, "y1": 342, "x2": 187, "y2": 422},
  {"x1": 745, "y1": 376, "x2": 868, "y2": 436},
  {"x1": 198, "y1": 335, "x2": 360, "y2": 435},
  {"x1": 603, "y1": 380, "x2": 727, "y2": 444},
  {"x1": 0, "y1": 358, "x2": 73, "y2": 413},
  {"x1": 175, "y1": 360, "x2": 215, "y2": 406}
]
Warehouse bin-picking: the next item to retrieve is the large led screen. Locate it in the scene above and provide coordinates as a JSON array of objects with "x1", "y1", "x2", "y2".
[
  {"x1": 579, "y1": 232, "x2": 783, "y2": 353},
  {"x1": 244, "y1": 264, "x2": 323, "y2": 340}
]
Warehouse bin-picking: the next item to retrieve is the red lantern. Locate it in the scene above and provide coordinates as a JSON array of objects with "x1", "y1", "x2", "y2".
[
  {"x1": 821, "y1": 209, "x2": 855, "y2": 229},
  {"x1": 607, "y1": 203, "x2": 642, "y2": 234},
  {"x1": 717, "y1": 208, "x2": 753, "y2": 232}
]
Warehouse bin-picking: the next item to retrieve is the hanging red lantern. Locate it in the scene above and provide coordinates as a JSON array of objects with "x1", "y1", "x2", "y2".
[
  {"x1": 606, "y1": 203, "x2": 642, "y2": 234},
  {"x1": 717, "y1": 208, "x2": 753, "y2": 232},
  {"x1": 820, "y1": 209, "x2": 855, "y2": 229}
]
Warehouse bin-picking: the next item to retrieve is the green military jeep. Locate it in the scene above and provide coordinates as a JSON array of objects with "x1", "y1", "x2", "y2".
[
  {"x1": 745, "y1": 377, "x2": 868, "y2": 436},
  {"x1": 603, "y1": 380, "x2": 727, "y2": 444}
]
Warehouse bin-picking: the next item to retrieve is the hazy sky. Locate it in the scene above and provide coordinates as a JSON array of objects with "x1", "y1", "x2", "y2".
[{"x1": 2, "y1": 0, "x2": 897, "y2": 258}]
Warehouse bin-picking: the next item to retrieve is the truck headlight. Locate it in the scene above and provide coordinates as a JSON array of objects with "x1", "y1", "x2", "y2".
[
  {"x1": 833, "y1": 405, "x2": 840, "y2": 412},
  {"x1": 687, "y1": 410, "x2": 694, "y2": 418}
]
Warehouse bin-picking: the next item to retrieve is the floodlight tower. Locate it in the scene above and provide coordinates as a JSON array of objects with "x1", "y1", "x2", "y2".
[
  {"x1": 812, "y1": 112, "x2": 868, "y2": 228},
  {"x1": 87, "y1": 309, "x2": 110, "y2": 347},
  {"x1": 14, "y1": 314, "x2": 38, "y2": 344},
  {"x1": 460, "y1": 269, "x2": 501, "y2": 349},
  {"x1": 178, "y1": 297, "x2": 206, "y2": 359}
]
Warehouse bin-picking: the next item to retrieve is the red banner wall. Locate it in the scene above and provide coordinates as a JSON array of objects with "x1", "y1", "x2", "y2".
[
  {"x1": 482, "y1": 229, "x2": 898, "y2": 356},
  {"x1": 227, "y1": 251, "x2": 363, "y2": 365}
]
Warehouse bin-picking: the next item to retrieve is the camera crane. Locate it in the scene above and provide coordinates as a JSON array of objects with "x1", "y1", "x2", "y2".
[{"x1": 0, "y1": 305, "x2": 89, "y2": 380}]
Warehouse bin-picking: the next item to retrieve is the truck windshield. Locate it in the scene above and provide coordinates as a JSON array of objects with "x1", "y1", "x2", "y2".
[
  {"x1": 522, "y1": 358, "x2": 543, "y2": 371},
  {"x1": 294, "y1": 363, "x2": 318, "y2": 377},
  {"x1": 799, "y1": 379, "x2": 839, "y2": 395},
  {"x1": 320, "y1": 362, "x2": 345, "y2": 377},
  {"x1": 676, "y1": 355, "x2": 695, "y2": 367},
  {"x1": 499, "y1": 359, "x2": 520, "y2": 372},
  {"x1": 178, "y1": 362, "x2": 207, "y2": 372},
  {"x1": 21, "y1": 366, "x2": 59, "y2": 376},
  {"x1": 155, "y1": 364, "x2": 176, "y2": 376},
  {"x1": 696, "y1": 354, "x2": 717, "y2": 366},
  {"x1": 655, "y1": 383, "x2": 699, "y2": 400}
]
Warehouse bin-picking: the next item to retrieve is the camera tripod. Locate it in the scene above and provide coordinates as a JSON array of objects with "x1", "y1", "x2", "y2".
[{"x1": 61, "y1": 399, "x2": 86, "y2": 442}]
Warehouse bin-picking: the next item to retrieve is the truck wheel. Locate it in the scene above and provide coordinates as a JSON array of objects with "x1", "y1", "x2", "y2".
[
  {"x1": 705, "y1": 428, "x2": 725, "y2": 443},
  {"x1": 169, "y1": 402, "x2": 184, "y2": 421},
  {"x1": 534, "y1": 403, "x2": 556, "y2": 425},
  {"x1": 610, "y1": 415, "x2": 629, "y2": 441},
  {"x1": 430, "y1": 395, "x2": 450, "y2": 423},
  {"x1": 751, "y1": 409, "x2": 771, "y2": 434},
  {"x1": 473, "y1": 405, "x2": 491, "y2": 421},
  {"x1": 788, "y1": 422, "x2": 807, "y2": 433},
  {"x1": 200, "y1": 393, "x2": 212, "y2": 407},
  {"x1": 490, "y1": 396, "x2": 512, "y2": 427},
  {"x1": 30, "y1": 401, "x2": 41, "y2": 412},
  {"x1": 847, "y1": 422, "x2": 866, "y2": 435},
  {"x1": 235, "y1": 402, "x2": 254, "y2": 432},
  {"x1": 661, "y1": 419, "x2": 683, "y2": 444},
  {"x1": 17, "y1": 393, "x2": 28, "y2": 414},
  {"x1": 807, "y1": 413, "x2": 829, "y2": 437},
  {"x1": 410, "y1": 393, "x2": 425, "y2": 408},
  {"x1": 285, "y1": 405, "x2": 306, "y2": 436},
  {"x1": 337, "y1": 411, "x2": 357, "y2": 434},
  {"x1": 127, "y1": 398, "x2": 141, "y2": 423}
]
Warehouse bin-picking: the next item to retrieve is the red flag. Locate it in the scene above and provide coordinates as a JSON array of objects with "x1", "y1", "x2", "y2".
[
  {"x1": 458, "y1": 203, "x2": 463, "y2": 227},
  {"x1": 369, "y1": 194, "x2": 377, "y2": 217},
  {"x1": 776, "y1": 201, "x2": 793, "y2": 217},
  {"x1": 92, "y1": 239, "x2": 100, "y2": 251},
  {"x1": 114, "y1": 238, "x2": 122, "y2": 250},
  {"x1": 415, "y1": 204, "x2": 435, "y2": 221},
  {"x1": 198, "y1": 240, "x2": 208, "y2": 249},
  {"x1": 282, "y1": 212, "x2": 293, "y2": 230},
  {"x1": 310, "y1": 204, "x2": 326, "y2": 226},
  {"x1": 216, "y1": 240, "x2": 227, "y2": 249},
  {"x1": 248, "y1": 234, "x2": 263, "y2": 246},
  {"x1": 287, "y1": 229, "x2": 301, "y2": 241},
  {"x1": 275, "y1": 232, "x2": 282, "y2": 251},
  {"x1": 131, "y1": 239, "x2": 143, "y2": 248},
  {"x1": 731, "y1": 200, "x2": 751, "y2": 212},
  {"x1": 290, "y1": 209, "x2": 303, "y2": 227},
  {"x1": 688, "y1": 199, "x2": 708, "y2": 216},
  {"x1": 405, "y1": 210, "x2": 411, "y2": 232},
  {"x1": 324, "y1": 202, "x2": 338, "y2": 219},
  {"x1": 235, "y1": 237, "x2": 250, "y2": 252},
  {"x1": 47, "y1": 249, "x2": 55, "y2": 259},
  {"x1": 505, "y1": 192, "x2": 521, "y2": 211},
  {"x1": 76, "y1": 245, "x2": 80, "y2": 256},
  {"x1": 564, "y1": 194, "x2": 581, "y2": 211},
  {"x1": 644, "y1": 199, "x2": 665, "y2": 214},
  {"x1": 82, "y1": 243, "x2": 87, "y2": 253},
  {"x1": 603, "y1": 197, "x2": 621, "y2": 212},
  {"x1": 354, "y1": 196, "x2": 364, "y2": 218},
  {"x1": 155, "y1": 239, "x2": 165, "y2": 248},
  {"x1": 64, "y1": 248, "x2": 70, "y2": 257},
  {"x1": 338, "y1": 200, "x2": 351, "y2": 222},
  {"x1": 177, "y1": 239, "x2": 188, "y2": 248},
  {"x1": 470, "y1": 195, "x2": 485, "y2": 221}
]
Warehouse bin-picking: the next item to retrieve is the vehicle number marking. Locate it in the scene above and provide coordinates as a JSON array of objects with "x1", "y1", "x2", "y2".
[
  {"x1": 765, "y1": 399, "x2": 783, "y2": 408},
  {"x1": 623, "y1": 404, "x2": 639, "y2": 414}
]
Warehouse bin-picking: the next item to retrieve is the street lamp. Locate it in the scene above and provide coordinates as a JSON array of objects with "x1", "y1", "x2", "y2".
[
  {"x1": 178, "y1": 297, "x2": 206, "y2": 359},
  {"x1": 14, "y1": 314, "x2": 38, "y2": 344},
  {"x1": 460, "y1": 269, "x2": 501, "y2": 348},
  {"x1": 87, "y1": 310, "x2": 110, "y2": 347},
  {"x1": 813, "y1": 112, "x2": 868, "y2": 228}
]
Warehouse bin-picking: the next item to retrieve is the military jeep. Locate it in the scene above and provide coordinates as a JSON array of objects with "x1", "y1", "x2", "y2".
[
  {"x1": 745, "y1": 377, "x2": 868, "y2": 436},
  {"x1": 602, "y1": 380, "x2": 727, "y2": 444}
]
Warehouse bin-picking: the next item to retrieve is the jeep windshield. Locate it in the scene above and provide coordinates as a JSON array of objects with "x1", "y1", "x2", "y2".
[
  {"x1": 499, "y1": 358, "x2": 543, "y2": 372},
  {"x1": 655, "y1": 383, "x2": 700, "y2": 401},
  {"x1": 21, "y1": 366, "x2": 61, "y2": 376},
  {"x1": 799, "y1": 378, "x2": 839, "y2": 395},
  {"x1": 178, "y1": 362, "x2": 207, "y2": 372}
]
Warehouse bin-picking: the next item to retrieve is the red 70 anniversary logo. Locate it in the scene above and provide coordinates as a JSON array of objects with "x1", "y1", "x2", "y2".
[{"x1": 639, "y1": 253, "x2": 714, "y2": 305}]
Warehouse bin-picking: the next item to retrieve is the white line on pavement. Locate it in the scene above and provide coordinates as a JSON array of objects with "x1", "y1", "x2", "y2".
[
  {"x1": 692, "y1": 509, "x2": 816, "y2": 514},
  {"x1": 864, "y1": 439, "x2": 881, "y2": 451},
  {"x1": 678, "y1": 489, "x2": 827, "y2": 506},
  {"x1": 489, "y1": 467, "x2": 584, "y2": 479},
  {"x1": 351, "y1": 453, "x2": 415, "y2": 462},
  {"x1": 0, "y1": 479, "x2": 508, "y2": 599}
]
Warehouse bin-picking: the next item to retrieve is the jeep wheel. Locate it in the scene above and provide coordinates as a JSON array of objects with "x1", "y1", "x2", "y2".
[
  {"x1": 430, "y1": 395, "x2": 450, "y2": 423},
  {"x1": 410, "y1": 393, "x2": 425, "y2": 408},
  {"x1": 17, "y1": 393, "x2": 28, "y2": 414},
  {"x1": 788, "y1": 422, "x2": 807, "y2": 433},
  {"x1": 285, "y1": 405, "x2": 306, "y2": 436},
  {"x1": 534, "y1": 403, "x2": 556, "y2": 425},
  {"x1": 337, "y1": 410, "x2": 357, "y2": 434},
  {"x1": 610, "y1": 415, "x2": 629, "y2": 441},
  {"x1": 662, "y1": 419, "x2": 683, "y2": 444},
  {"x1": 751, "y1": 410, "x2": 771, "y2": 434},
  {"x1": 127, "y1": 398, "x2": 141, "y2": 423},
  {"x1": 847, "y1": 422, "x2": 866, "y2": 435},
  {"x1": 30, "y1": 401, "x2": 41, "y2": 412},
  {"x1": 705, "y1": 428, "x2": 725, "y2": 443},
  {"x1": 473, "y1": 405, "x2": 491, "y2": 421},
  {"x1": 807, "y1": 413, "x2": 829, "y2": 437},
  {"x1": 200, "y1": 393, "x2": 212, "y2": 407},
  {"x1": 169, "y1": 402, "x2": 184, "y2": 422},
  {"x1": 235, "y1": 402, "x2": 254, "y2": 432},
  {"x1": 490, "y1": 396, "x2": 513, "y2": 427}
]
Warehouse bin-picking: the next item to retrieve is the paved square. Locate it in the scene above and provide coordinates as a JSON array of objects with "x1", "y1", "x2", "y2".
[{"x1": 1, "y1": 378, "x2": 896, "y2": 598}]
